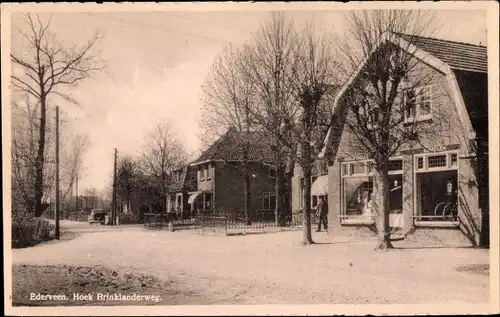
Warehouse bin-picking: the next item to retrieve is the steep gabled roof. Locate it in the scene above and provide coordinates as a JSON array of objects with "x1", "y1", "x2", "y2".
[
  {"x1": 320, "y1": 32, "x2": 487, "y2": 158},
  {"x1": 396, "y1": 33, "x2": 487, "y2": 73},
  {"x1": 167, "y1": 165, "x2": 197, "y2": 193},
  {"x1": 193, "y1": 127, "x2": 274, "y2": 164}
]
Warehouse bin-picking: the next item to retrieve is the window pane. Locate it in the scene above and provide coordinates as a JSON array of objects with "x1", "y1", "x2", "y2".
[
  {"x1": 419, "y1": 86, "x2": 431, "y2": 116},
  {"x1": 343, "y1": 177, "x2": 373, "y2": 216},
  {"x1": 350, "y1": 162, "x2": 365, "y2": 175},
  {"x1": 417, "y1": 157, "x2": 424, "y2": 169},
  {"x1": 270, "y1": 194, "x2": 276, "y2": 210},
  {"x1": 405, "y1": 89, "x2": 417, "y2": 119},
  {"x1": 342, "y1": 164, "x2": 347, "y2": 176},
  {"x1": 417, "y1": 171, "x2": 458, "y2": 221},
  {"x1": 263, "y1": 194, "x2": 270, "y2": 209},
  {"x1": 451, "y1": 153, "x2": 458, "y2": 167},
  {"x1": 428, "y1": 155, "x2": 447, "y2": 168},
  {"x1": 388, "y1": 159, "x2": 403, "y2": 171}
]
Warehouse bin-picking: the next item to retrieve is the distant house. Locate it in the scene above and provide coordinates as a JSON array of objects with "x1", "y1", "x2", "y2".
[
  {"x1": 68, "y1": 195, "x2": 103, "y2": 212},
  {"x1": 166, "y1": 165, "x2": 197, "y2": 219},
  {"x1": 319, "y1": 32, "x2": 488, "y2": 246},
  {"x1": 187, "y1": 127, "x2": 277, "y2": 218}
]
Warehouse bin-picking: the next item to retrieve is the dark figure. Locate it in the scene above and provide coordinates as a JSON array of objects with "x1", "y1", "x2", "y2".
[{"x1": 316, "y1": 196, "x2": 328, "y2": 232}]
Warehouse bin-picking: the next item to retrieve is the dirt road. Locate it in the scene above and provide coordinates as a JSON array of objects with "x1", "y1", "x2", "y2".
[{"x1": 11, "y1": 227, "x2": 490, "y2": 305}]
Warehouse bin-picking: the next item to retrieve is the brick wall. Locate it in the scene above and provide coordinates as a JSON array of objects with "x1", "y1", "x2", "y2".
[
  {"x1": 324, "y1": 58, "x2": 483, "y2": 245},
  {"x1": 214, "y1": 161, "x2": 275, "y2": 215}
]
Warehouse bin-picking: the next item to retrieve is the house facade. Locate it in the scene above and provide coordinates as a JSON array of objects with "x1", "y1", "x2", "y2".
[
  {"x1": 187, "y1": 128, "x2": 277, "y2": 218},
  {"x1": 166, "y1": 166, "x2": 197, "y2": 219},
  {"x1": 319, "y1": 33, "x2": 488, "y2": 246}
]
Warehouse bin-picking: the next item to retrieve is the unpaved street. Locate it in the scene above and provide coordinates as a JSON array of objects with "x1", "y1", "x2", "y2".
[{"x1": 12, "y1": 226, "x2": 490, "y2": 305}]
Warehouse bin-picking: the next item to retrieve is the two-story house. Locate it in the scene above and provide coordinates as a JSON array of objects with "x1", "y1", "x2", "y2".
[
  {"x1": 166, "y1": 165, "x2": 197, "y2": 219},
  {"x1": 319, "y1": 32, "x2": 489, "y2": 247},
  {"x1": 187, "y1": 127, "x2": 276, "y2": 218}
]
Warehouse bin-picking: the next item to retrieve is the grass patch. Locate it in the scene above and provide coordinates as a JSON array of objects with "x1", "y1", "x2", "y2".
[{"x1": 12, "y1": 264, "x2": 180, "y2": 306}]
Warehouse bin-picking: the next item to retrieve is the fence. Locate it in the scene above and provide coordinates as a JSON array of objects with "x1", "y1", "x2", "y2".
[
  {"x1": 142, "y1": 210, "x2": 320, "y2": 235},
  {"x1": 143, "y1": 213, "x2": 167, "y2": 230},
  {"x1": 196, "y1": 210, "x2": 319, "y2": 235}
]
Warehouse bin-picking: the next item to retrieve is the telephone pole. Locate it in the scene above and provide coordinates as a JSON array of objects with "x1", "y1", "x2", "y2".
[
  {"x1": 112, "y1": 148, "x2": 118, "y2": 226},
  {"x1": 55, "y1": 106, "x2": 60, "y2": 240},
  {"x1": 76, "y1": 169, "x2": 79, "y2": 212}
]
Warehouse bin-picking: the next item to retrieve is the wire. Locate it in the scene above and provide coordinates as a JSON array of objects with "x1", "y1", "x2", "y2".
[{"x1": 82, "y1": 12, "x2": 235, "y2": 44}]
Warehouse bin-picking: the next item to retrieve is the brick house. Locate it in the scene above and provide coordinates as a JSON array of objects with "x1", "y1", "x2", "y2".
[
  {"x1": 187, "y1": 127, "x2": 277, "y2": 218},
  {"x1": 166, "y1": 165, "x2": 197, "y2": 219},
  {"x1": 318, "y1": 33, "x2": 488, "y2": 246}
]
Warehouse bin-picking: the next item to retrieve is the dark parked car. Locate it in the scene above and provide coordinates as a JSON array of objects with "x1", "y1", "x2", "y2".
[{"x1": 88, "y1": 209, "x2": 106, "y2": 225}]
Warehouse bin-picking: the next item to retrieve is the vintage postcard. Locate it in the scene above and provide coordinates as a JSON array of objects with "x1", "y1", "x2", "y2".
[{"x1": 2, "y1": 1, "x2": 499, "y2": 316}]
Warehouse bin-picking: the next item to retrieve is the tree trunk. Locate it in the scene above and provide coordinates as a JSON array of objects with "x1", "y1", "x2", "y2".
[
  {"x1": 276, "y1": 164, "x2": 286, "y2": 226},
  {"x1": 375, "y1": 163, "x2": 393, "y2": 249},
  {"x1": 243, "y1": 160, "x2": 251, "y2": 225},
  {"x1": 283, "y1": 152, "x2": 295, "y2": 226},
  {"x1": 34, "y1": 97, "x2": 47, "y2": 217},
  {"x1": 302, "y1": 164, "x2": 314, "y2": 244}
]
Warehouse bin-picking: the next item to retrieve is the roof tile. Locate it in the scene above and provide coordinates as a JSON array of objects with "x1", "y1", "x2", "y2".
[{"x1": 396, "y1": 33, "x2": 487, "y2": 73}]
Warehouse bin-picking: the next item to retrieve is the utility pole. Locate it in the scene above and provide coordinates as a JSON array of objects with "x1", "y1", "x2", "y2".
[
  {"x1": 92, "y1": 188, "x2": 95, "y2": 208},
  {"x1": 76, "y1": 169, "x2": 79, "y2": 212},
  {"x1": 55, "y1": 106, "x2": 60, "y2": 240},
  {"x1": 112, "y1": 148, "x2": 118, "y2": 226}
]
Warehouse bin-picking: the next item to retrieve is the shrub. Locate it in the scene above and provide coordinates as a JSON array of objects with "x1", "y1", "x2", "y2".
[
  {"x1": 12, "y1": 214, "x2": 55, "y2": 248},
  {"x1": 119, "y1": 213, "x2": 142, "y2": 224}
]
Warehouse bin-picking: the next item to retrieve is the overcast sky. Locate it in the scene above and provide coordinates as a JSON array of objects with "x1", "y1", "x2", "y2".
[{"x1": 8, "y1": 5, "x2": 488, "y2": 193}]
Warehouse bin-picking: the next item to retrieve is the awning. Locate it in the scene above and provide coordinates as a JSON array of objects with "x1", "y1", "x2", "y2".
[
  {"x1": 187, "y1": 192, "x2": 202, "y2": 204},
  {"x1": 311, "y1": 175, "x2": 329, "y2": 196}
]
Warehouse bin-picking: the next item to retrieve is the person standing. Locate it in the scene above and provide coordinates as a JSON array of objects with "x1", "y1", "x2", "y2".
[{"x1": 316, "y1": 196, "x2": 328, "y2": 232}]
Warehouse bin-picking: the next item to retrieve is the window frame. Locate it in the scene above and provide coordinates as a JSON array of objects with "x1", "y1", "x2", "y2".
[
  {"x1": 340, "y1": 157, "x2": 404, "y2": 224},
  {"x1": 206, "y1": 164, "x2": 213, "y2": 181},
  {"x1": 403, "y1": 84, "x2": 433, "y2": 124},
  {"x1": 413, "y1": 150, "x2": 460, "y2": 226},
  {"x1": 263, "y1": 192, "x2": 277, "y2": 210},
  {"x1": 414, "y1": 151, "x2": 459, "y2": 173}
]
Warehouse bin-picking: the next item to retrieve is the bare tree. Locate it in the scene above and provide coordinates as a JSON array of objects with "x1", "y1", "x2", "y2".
[
  {"x1": 332, "y1": 10, "x2": 440, "y2": 249},
  {"x1": 140, "y1": 119, "x2": 189, "y2": 213},
  {"x1": 11, "y1": 94, "x2": 57, "y2": 216},
  {"x1": 10, "y1": 13, "x2": 105, "y2": 217},
  {"x1": 244, "y1": 11, "x2": 299, "y2": 227},
  {"x1": 200, "y1": 44, "x2": 255, "y2": 223},
  {"x1": 11, "y1": 95, "x2": 40, "y2": 215},
  {"x1": 60, "y1": 134, "x2": 90, "y2": 204},
  {"x1": 289, "y1": 25, "x2": 339, "y2": 244}
]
